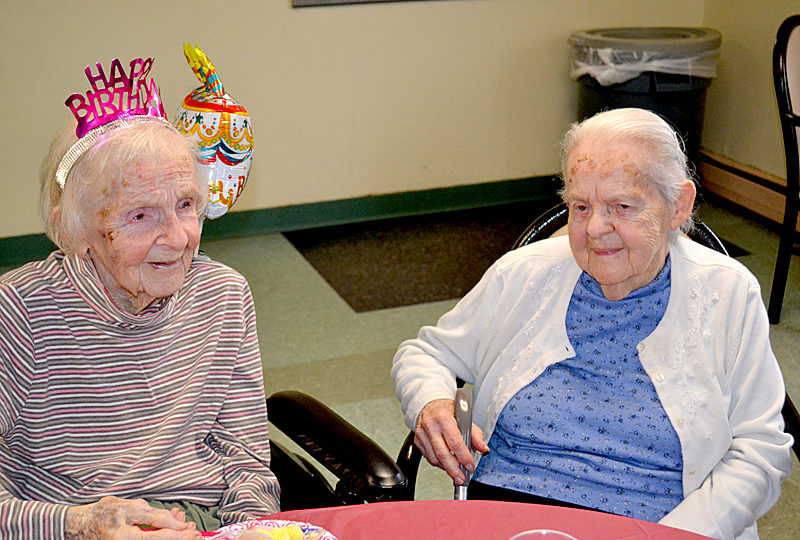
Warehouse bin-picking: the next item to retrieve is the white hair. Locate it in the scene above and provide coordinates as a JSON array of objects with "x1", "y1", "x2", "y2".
[
  {"x1": 40, "y1": 121, "x2": 208, "y2": 254},
  {"x1": 559, "y1": 108, "x2": 695, "y2": 239}
]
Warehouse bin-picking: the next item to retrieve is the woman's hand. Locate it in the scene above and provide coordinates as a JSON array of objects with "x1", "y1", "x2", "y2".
[
  {"x1": 414, "y1": 398, "x2": 490, "y2": 485},
  {"x1": 65, "y1": 496, "x2": 202, "y2": 539}
]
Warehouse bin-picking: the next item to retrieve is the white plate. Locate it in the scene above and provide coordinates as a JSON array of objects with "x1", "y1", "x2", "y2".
[{"x1": 210, "y1": 518, "x2": 337, "y2": 539}]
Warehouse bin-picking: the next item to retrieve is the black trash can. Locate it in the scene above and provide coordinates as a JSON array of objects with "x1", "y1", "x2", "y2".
[{"x1": 568, "y1": 27, "x2": 721, "y2": 166}]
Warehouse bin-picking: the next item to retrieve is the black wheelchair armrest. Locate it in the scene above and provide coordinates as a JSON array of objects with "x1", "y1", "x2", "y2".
[
  {"x1": 395, "y1": 430, "x2": 423, "y2": 500},
  {"x1": 267, "y1": 390, "x2": 409, "y2": 503}
]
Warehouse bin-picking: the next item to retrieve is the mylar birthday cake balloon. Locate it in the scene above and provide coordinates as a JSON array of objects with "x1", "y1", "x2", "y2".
[{"x1": 174, "y1": 44, "x2": 253, "y2": 220}]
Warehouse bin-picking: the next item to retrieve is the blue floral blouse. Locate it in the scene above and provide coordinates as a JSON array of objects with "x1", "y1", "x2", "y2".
[{"x1": 473, "y1": 257, "x2": 683, "y2": 521}]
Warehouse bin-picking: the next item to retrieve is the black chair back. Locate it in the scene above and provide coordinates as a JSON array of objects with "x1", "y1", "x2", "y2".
[{"x1": 769, "y1": 14, "x2": 800, "y2": 323}]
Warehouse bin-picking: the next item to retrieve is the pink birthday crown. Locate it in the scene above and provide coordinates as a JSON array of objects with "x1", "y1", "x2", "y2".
[
  {"x1": 56, "y1": 57, "x2": 172, "y2": 190},
  {"x1": 66, "y1": 57, "x2": 167, "y2": 137}
]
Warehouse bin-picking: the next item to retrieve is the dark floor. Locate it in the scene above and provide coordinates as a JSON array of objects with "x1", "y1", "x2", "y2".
[
  {"x1": 284, "y1": 199, "x2": 559, "y2": 311},
  {"x1": 285, "y1": 197, "x2": 751, "y2": 312}
]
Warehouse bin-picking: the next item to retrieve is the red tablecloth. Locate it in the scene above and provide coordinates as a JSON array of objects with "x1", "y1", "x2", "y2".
[{"x1": 259, "y1": 500, "x2": 712, "y2": 540}]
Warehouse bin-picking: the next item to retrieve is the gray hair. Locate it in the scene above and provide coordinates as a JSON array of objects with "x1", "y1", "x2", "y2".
[
  {"x1": 559, "y1": 108, "x2": 695, "y2": 239},
  {"x1": 40, "y1": 120, "x2": 208, "y2": 254}
]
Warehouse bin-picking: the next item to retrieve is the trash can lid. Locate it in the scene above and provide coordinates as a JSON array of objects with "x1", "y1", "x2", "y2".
[{"x1": 568, "y1": 27, "x2": 721, "y2": 55}]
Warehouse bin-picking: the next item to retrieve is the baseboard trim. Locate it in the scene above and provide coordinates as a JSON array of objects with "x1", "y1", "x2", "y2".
[
  {"x1": 698, "y1": 150, "x2": 799, "y2": 233},
  {"x1": 0, "y1": 175, "x2": 560, "y2": 267}
]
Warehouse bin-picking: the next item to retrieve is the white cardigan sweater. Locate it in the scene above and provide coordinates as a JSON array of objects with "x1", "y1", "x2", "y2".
[{"x1": 392, "y1": 236, "x2": 792, "y2": 540}]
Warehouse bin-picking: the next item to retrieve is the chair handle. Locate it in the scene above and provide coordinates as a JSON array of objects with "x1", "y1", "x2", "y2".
[{"x1": 454, "y1": 388, "x2": 474, "y2": 500}]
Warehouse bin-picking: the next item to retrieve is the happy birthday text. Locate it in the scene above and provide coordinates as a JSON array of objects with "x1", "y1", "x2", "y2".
[{"x1": 65, "y1": 58, "x2": 164, "y2": 137}]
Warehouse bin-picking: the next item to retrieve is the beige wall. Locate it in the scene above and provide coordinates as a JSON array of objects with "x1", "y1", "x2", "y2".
[
  {"x1": 2, "y1": 0, "x2": 706, "y2": 239},
  {"x1": 701, "y1": 0, "x2": 798, "y2": 178}
]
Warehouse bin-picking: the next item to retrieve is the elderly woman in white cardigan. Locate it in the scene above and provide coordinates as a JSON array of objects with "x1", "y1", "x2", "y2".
[{"x1": 392, "y1": 108, "x2": 792, "y2": 540}]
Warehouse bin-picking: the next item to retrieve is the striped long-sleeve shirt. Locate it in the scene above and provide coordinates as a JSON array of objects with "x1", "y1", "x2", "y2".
[{"x1": 0, "y1": 251, "x2": 280, "y2": 537}]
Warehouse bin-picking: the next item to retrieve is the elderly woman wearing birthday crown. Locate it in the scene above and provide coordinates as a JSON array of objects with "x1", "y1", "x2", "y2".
[{"x1": 0, "y1": 58, "x2": 279, "y2": 538}]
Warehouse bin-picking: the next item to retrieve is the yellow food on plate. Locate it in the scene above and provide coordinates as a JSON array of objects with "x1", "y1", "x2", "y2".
[{"x1": 248, "y1": 524, "x2": 306, "y2": 540}]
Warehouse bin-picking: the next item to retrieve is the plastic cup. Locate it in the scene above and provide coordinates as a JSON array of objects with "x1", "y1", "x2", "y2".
[{"x1": 507, "y1": 530, "x2": 579, "y2": 540}]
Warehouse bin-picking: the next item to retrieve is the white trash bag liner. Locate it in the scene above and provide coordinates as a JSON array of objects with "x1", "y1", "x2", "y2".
[{"x1": 569, "y1": 27, "x2": 721, "y2": 86}]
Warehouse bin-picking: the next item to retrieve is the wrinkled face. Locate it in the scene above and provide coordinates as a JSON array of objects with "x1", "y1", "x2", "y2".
[
  {"x1": 565, "y1": 143, "x2": 682, "y2": 301},
  {"x1": 81, "y1": 152, "x2": 200, "y2": 313}
]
